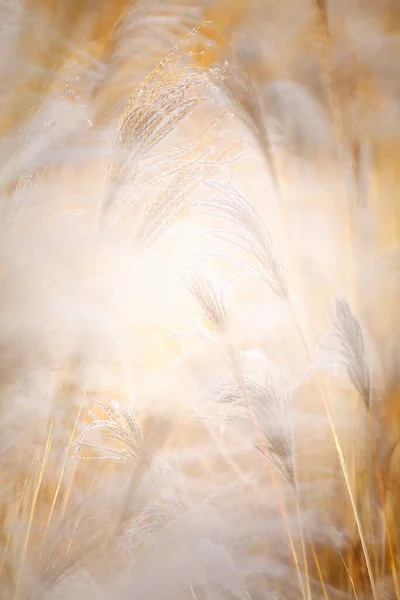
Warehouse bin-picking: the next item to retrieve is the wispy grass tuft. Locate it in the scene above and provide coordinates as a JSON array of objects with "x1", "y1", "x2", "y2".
[
  {"x1": 210, "y1": 379, "x2": 295, "y2": 489},
  {"x1": 197, "y1": 180, "x2": 289, "y2": 301},
  {"x1": 75, "y1": 401, "x2": 143, "y2": 464},
  {"x1": 331, "y1": 297, "x2": 371, "y2": 411}
]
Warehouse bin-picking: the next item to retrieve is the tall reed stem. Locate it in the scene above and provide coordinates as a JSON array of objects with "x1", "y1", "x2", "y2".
[
  {"x1": 368, "y1": 412, "x2": 400, "y2": 600},
  {"x1": 294, "y1": 492, "x2": 312, "y2": 600},
  {"x1": 289, "y1": 303, "x2": 378, "y2": 600},
  {"x1": 45, "y1": 389, "x2": 86, "y2": 534},
  {"x1": 230, "y1": 350, "x2": 307, "y2": 600},
  {"x1": 14, "y1": 420, "x2": 53, "y2": 600}
]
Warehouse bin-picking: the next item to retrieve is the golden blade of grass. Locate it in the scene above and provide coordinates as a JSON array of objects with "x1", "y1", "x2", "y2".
[
  {"x1": 340, "y1": 551, "x2": 359, "y2": 600},
  {"x1": 231, "y1": 356, "x2": 307, "y2": 600},
  {"x1": 289, "y1": 304, "x2": 378, "y2": 600},
  {"x1": 45, "y1": 388, "x2": 86, "y2": 533},
  {"x1": 309, "y1": 535, "x2": 329, "y2": 600},
  {"x1": 312, "y1": 12, "x2": 370, "y2": 582},
  {"x1": 294, "y1": 493, "x2": 312, "y2": 600},
  {"x1": 368, "y1": 411, "x2": 400, "y2": 600},
  {"x1": 0, "y1": 456, "x2": 36, "y2": 582},
  {"x1": 331, "y1": 298, "x2": 398, "y2": 597},
  {"x1": 200, "y1": 166, "x2": 376, "y2": 597},
  {"x1": 58, "y1": 459, "x2": 79, "y2": 520},
  {"x1": 14, "y1": 420, "x2": 54, "y2": 600},
  {"x1": 250, "y1": 77, "x2": 367, "y2": 599},
  {"x1": 66, "y1": 518, "x2": 81, "y2": 555},
  {"x1": 199, "y1": 166, "x2": 373, "y2": 596},
  {"x1": 188, "y1": 274, "x2": 307, "y2": 599}
]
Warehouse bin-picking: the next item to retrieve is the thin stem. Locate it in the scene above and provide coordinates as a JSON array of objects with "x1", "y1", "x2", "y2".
[
  {"x1": 14, "y1": 420, "x2": 53, "y2": 600},
  {"x1": 368, "y1": 411, "x2": 400, "y2": 600},
  {"x1": 46, "y1": 389, "x2": 86, "y2": 533},
  {"x1": 289, "y1": 303, "x2": 378, "y2": 600},
  {"x1": 309, "y1": 535, "x2": 329, "y2": 600},
  {"x1": 59, "y1": 459, "x2": 79, "y2": 520},
  {"x1": 294, "y1": 493, "x2": 312, "y2": 600},
  {"x1": 0, "y1": 459, "x2": 35, "y2": 581},
  {"x1": 340, "y1": 551, "x2": 359, "y2": 600},
  {"x1": 230, "y1": 349, "x2": 307, "y2": 600},
  {"x1": 189, "y1": 582, "x2": 199, "y2": 600}
]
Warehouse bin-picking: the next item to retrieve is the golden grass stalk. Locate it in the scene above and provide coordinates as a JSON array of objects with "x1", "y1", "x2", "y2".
[
  {"x1": 188, "y1": 272, "x2": 308, "y2": 600},
  {"x1": 198, "y1": 177, "x2": 377, "y2": 599},
  {"x1": 289, "y1": 303, "x2": 378, "y2": 600},
  {"x1": 45, "y1": 389, "x2": 87, "y2": 537},
  {"x1": 14, "y1": 420, "x2": 53, "y2": 600},
  {"x1": 331, "y1": 297, "x2": 399, "y2": 599}
]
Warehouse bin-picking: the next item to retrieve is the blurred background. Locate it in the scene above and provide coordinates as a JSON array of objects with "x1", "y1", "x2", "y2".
[{"x1": 0, "y1": 2, "x2": 399, "y2": 599}]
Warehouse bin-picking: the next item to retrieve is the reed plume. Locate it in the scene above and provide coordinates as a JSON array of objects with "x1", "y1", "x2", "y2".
[{"x1": 1, "y1": 2, "x2": 400, "y2": 600}]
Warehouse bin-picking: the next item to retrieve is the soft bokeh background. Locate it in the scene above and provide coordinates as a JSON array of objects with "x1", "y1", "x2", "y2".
[{"x1": 0, "y1": 1, "x2": 399, "y2": 599}]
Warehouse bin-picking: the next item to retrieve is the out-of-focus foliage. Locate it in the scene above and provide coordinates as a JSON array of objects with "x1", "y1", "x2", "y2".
[{"x1": 0, "y1": 1, "x2": 399, "y2": 599}]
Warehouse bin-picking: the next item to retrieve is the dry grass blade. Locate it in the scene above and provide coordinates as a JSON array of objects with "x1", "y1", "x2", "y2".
[
  {"x1": 211, "y1": 379, "x2": 295, "y2": 488},
  {"x1": 187, "y1": 272, "x2": 229, "y2": 335},
  {"x1": 331, "y1": 297, "x2": 399, "y2": 597},
  {"x1": 14, "y1": 421, "x2": 53, "y2": 600},
  {"x1": 75, "y1": 401, "x2": 143, "y2": 463},
  {"x1": 332, "y1": 297, "x2": 371, "y2": 411},
  {"x1": 294, "y1": 301, "x2": 378, "y2": 600},
  {"x1": 198, "y1": 181, "x2": 288, "y2": 300}
]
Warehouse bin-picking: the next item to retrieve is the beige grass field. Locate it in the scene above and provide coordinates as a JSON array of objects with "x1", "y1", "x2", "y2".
[{"x1": 0, "y1": 1, "x2": 399, "y2": 598}]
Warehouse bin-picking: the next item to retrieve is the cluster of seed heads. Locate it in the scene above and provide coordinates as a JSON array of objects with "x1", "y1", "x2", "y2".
[{"x1": 76, "y1": 400, "x2": 143, "y2": 463}]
